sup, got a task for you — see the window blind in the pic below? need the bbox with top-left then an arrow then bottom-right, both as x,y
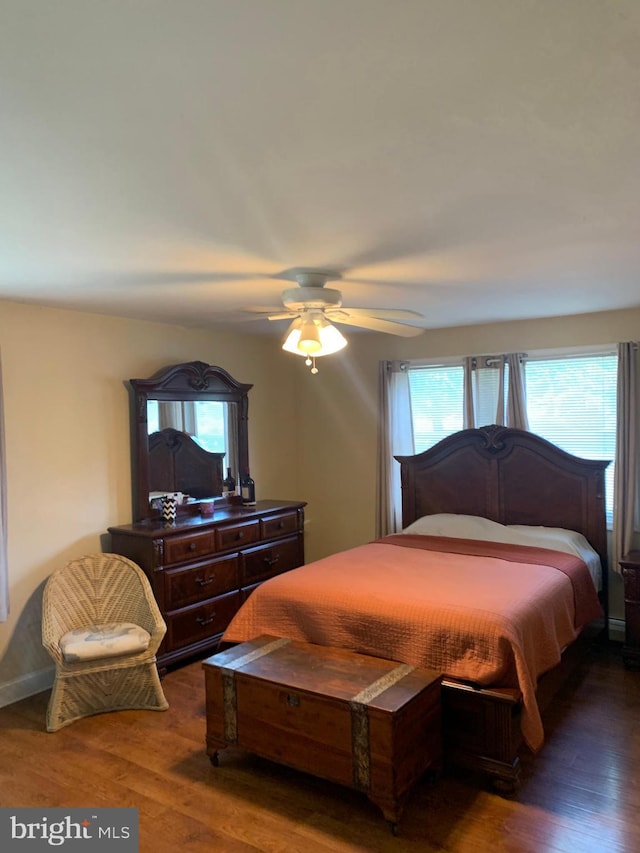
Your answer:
408,364 -> 464,452
524,353 -> 617,522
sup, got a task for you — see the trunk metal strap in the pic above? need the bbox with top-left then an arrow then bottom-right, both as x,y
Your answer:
350,663 -> 415,790
351,663 -> 415,706
221,637 -> 291,743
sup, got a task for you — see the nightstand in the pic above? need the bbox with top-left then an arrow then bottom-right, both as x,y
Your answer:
620,551 -> 640,669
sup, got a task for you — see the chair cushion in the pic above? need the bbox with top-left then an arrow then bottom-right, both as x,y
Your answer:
59,622 -> 151,662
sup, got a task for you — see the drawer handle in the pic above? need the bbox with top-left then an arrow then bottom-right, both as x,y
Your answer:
263,555 -> 280,567
189,542 -> 197,552
286,693 -> 300,708
196,614 -> 216,627
195,575 -> 215,586
278,521 -> 284,529
235,531 -> 244,540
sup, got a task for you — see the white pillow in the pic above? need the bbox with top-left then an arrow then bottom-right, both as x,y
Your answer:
401,513 -> 602,590
506,525 -> 602,590
402,513 -> 511,541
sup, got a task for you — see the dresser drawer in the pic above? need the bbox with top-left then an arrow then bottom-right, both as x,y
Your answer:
164,555 -> 239,610
623,566 -> 640,601
166,591 -> 241,650
260,511 -> 300,540
241,536 -> 301,586
164,531 -> 216,565
108,500 -> 306,669
215,520 -> 260,551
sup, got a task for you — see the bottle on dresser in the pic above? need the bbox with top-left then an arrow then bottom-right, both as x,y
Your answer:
222,467 -> 236,499
240,469 -> 256,506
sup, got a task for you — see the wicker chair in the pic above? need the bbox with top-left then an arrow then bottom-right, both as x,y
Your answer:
42,553 -> 168,731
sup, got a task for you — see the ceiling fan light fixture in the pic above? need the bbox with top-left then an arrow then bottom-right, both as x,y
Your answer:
313,316 -> 348,356
297,315 -> 322,354
282,314 -> 348,368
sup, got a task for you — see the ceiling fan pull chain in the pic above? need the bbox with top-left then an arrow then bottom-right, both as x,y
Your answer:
304,355 -> 318,374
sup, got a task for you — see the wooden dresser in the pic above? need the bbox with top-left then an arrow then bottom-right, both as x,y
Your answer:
620,551 -> 640,669
108,500 -> 305,670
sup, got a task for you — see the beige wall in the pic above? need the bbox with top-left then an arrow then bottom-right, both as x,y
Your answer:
0,300 -> 299,704
1,301 -> 638,705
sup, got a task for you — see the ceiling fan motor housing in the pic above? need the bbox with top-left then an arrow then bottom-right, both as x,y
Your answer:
282,286 -> 343,311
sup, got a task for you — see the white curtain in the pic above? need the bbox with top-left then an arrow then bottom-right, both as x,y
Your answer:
463,356 -> 475,428
157,401 -> 197,434
157,401 -> 184,431
376,361 -> 414,537
0,353 -> 8,621
225,403 -> 239,479
612,342 -> 640,573
505,353 -> 529,430
464,354 -> 528,428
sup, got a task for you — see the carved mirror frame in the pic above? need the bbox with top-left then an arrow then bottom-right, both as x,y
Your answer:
129,361 -> 252,521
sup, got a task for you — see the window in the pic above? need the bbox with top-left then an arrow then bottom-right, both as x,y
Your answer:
147,400 -> 159,434
147,400 -> 227,453
193,401 -> 227,454
405,349 -> 617,524
408,364 -> 464,452
525,353 -> 617,524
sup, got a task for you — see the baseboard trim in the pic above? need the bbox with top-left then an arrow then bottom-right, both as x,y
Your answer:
0,666 -> 54,709
609,618 -> 625,643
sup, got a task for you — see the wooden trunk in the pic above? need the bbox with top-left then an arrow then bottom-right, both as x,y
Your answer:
203,635 -> 442,830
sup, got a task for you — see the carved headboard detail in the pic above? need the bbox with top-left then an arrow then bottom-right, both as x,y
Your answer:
148,428 -> 225,499
395,425 -> 610,577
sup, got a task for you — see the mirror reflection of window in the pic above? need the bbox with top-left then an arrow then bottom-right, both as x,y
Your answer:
146,400 -> 239,479
147,400 -> 159,434
193,401 -> 225,453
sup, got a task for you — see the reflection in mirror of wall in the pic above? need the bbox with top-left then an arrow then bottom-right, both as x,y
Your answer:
129,362 -> 252,522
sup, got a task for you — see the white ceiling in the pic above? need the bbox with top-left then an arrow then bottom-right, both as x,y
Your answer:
1,1 -> 639,338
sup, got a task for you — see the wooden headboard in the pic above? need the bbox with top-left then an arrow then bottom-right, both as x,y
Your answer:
148,427 -> 225,499
395,425 -> 610,577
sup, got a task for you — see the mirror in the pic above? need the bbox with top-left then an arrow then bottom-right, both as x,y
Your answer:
129,361 -> 252,521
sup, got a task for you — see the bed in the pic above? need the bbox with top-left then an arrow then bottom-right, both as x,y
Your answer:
222,425 -> 609,789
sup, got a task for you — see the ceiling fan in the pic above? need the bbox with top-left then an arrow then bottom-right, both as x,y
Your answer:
249,268 -> 424,373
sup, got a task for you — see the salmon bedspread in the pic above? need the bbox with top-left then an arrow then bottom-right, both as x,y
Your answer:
223,535 -> 603,751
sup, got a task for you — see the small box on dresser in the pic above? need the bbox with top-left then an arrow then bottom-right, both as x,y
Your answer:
108,500 -> 305,671
621,551 -> 640,669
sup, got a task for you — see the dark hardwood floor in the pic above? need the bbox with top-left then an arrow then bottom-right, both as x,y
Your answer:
0,642 -> 638,852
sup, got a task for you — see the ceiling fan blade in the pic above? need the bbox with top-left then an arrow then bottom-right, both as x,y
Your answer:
243,304 -> 287,313
330,314 -> 424,337
326,307 -> 423,321
241,307 -> 298,321
267,311 -> 299,321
